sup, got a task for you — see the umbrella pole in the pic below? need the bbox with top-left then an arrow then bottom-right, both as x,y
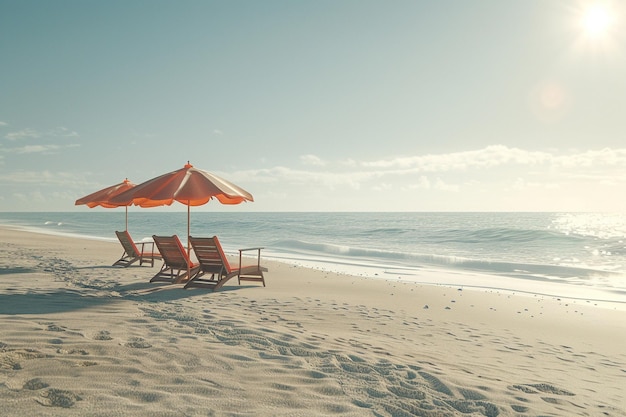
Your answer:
187,203 -> 191,256
125,206 -> 128,231
187,202 -> 191,280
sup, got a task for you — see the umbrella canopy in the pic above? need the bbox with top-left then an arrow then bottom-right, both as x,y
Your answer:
110,162 -> 253,257
75,178 -> 136,230
112,162 -> 253,208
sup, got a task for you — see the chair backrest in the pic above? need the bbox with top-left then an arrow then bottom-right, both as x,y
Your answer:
153,235 -> 191,269
189,236 -> 232,274
116,230 -> 140,257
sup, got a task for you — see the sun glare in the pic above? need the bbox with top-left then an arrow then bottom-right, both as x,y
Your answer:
582,4 -> 614,37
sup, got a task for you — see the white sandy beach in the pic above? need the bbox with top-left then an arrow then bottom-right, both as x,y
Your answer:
1,227 -> 625,416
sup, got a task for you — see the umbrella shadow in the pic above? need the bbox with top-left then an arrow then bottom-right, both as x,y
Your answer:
76,265 -> 256,297
0,282 -> 225,315
117,280 -> 252,300
0,290 -> 111,315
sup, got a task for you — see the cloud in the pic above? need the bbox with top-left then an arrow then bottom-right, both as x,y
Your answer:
0,142 -> 80,155
552,148 -> 626,168
0,170 -> 79,185
226,145 -> 626,201
355,146 -> 626,186
4,126 -> 79,141
0,121 -> 8,127
50,127 -> 79,138
300,154 -> 326,166
5,128 -> 42,141
235,166 -> 370,189
361,145 -> 550,171
11,145 -> 60,154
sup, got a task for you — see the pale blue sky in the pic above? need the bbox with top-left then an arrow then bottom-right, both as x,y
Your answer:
1,0 -> 625,212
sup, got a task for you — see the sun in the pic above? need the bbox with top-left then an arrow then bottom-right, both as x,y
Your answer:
581,4 -> 614,37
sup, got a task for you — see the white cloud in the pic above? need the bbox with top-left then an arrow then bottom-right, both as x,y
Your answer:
0,170 -> 78,185
300,154 -> 326,166
13,145 -> 60,154
4,126 -> 79,141
5,128 -> 42,141
238,166 -> 353,186
51,127 -> 79,138
552,148 -> 626,168
354,146 -> 626,190
0,121 -> 8,127
361,145 -> 551,172
0,143 -> 80,154
238,145 -> 626,195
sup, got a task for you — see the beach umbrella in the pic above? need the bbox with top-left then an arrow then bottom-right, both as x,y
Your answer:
109,162 -> 253,257
75,178 -> 136,230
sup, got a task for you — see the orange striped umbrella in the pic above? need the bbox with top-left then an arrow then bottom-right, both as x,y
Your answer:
75,178 -> 136,230
110,163 -> 253,256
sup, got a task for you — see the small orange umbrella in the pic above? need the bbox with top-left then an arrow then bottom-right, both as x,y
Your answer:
110,163 -> 253,256
75,179 -> 136,230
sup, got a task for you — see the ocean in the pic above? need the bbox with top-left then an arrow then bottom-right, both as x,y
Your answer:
2,211 -> 625,305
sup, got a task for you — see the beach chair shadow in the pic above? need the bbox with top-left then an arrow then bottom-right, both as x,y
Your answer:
113,230 -> 162,267
151,235 -> 199,284
184,236 -> 267,291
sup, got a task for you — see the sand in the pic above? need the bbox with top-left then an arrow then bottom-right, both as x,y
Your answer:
0,226 -> 625,416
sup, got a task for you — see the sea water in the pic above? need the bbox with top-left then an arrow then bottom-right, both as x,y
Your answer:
1,211 -> 625,305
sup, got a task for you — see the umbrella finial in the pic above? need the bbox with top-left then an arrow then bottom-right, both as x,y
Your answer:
185,161 -> 193,168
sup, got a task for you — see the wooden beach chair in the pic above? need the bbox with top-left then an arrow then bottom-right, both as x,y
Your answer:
185,236 -> 267,291
113,230 -> 162,267
151,235 -> 199,284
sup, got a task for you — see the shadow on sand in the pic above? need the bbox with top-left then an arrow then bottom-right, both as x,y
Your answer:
0,278 -> 247,315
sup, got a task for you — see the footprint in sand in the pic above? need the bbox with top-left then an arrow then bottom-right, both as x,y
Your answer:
1,347 -> 49,370
45,324 -> 66,332
23,378 -> 49,390
93,330 -> 113,340
511,383 -> 575,396
125,337 -> 152,349
37,388 -> 82,408
418,371 -> 454,396
55,348 -> 89,355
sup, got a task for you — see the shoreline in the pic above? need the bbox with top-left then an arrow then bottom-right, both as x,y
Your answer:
3,223 -> 625,310
1,227 -> 625,415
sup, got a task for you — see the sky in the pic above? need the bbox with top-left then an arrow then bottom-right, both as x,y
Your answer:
1,0 -> 626,212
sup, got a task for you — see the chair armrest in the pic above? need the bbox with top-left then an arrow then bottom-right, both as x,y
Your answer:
238,247 -> 264,269
238,247 -> 264,252
137,241 -> 155,255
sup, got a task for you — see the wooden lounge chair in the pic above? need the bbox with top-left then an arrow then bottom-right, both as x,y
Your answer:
151,235 -> 199,284
113,230 -> 162,267
185,236 -> 267,291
